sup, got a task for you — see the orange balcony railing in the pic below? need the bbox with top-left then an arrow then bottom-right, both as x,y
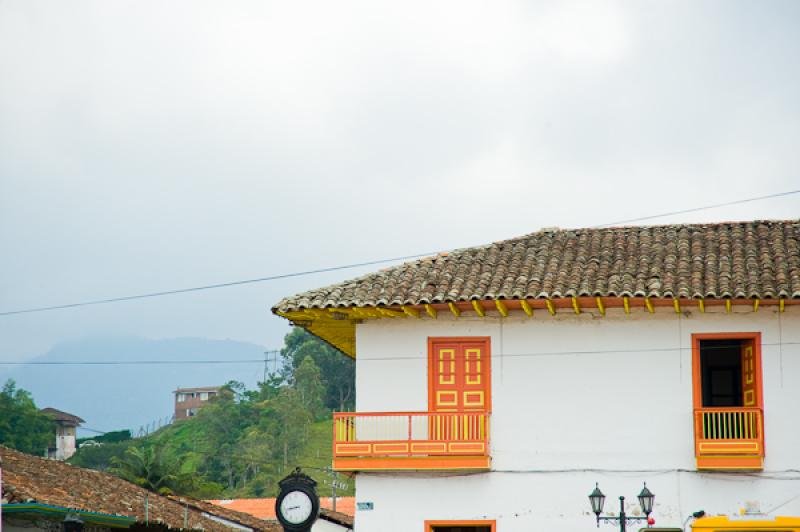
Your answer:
693,407 -> 764,470
332,411 -> 490,471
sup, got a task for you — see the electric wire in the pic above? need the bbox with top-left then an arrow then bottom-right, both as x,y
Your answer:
1,189 -> 798,317
2,341 -> 798,365
0,252 -> 440,317
593,189 -> 800,228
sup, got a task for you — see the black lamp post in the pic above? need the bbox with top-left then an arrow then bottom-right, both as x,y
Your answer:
588,483 -> 655,531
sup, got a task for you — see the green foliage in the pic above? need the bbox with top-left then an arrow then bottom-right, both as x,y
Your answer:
279,328 -> 355,412
70,328 -> 355,499
294,355 -> 326,420
77,429 -> 132,446
0,379 -> 54,455
111,441 -> 194,495
69,439 -> 134,471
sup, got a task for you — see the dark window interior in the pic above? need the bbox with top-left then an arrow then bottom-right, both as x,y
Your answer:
432,528 -> 491,532
699,339 -> 743,407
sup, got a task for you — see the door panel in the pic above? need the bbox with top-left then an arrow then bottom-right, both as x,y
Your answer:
741,339 -> 758,407
429,338 -> 491,413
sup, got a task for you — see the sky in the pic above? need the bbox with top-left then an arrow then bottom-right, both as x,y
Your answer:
1,0 -> 799,363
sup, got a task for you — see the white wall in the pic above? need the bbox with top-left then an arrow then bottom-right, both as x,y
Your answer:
55,425 -> 77,460
352,305 -> 800,532
313,517 -> 351,532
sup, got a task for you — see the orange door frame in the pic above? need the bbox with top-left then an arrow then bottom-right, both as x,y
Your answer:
428,337 -> 492,413
690,332 -> 763,409
424,519 -> 497,531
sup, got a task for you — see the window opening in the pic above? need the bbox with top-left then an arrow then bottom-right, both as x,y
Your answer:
699,339 -> 744,407
431,527 -> 492,532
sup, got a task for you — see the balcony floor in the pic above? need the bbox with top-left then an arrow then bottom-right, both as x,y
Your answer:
333,455 -> 491,471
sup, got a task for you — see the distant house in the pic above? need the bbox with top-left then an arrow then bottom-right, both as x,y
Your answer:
209,498 -> 354,531
0,445 -> 280,532
40,407 -> 84,460
173,386 -> 221,420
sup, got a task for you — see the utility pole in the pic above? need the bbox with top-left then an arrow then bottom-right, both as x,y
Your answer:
263,350 -> 279,382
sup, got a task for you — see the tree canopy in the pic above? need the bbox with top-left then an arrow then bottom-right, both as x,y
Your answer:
0,379 -> 55,455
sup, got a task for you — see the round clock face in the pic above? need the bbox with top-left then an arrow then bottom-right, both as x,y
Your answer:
279,490 -> 313,525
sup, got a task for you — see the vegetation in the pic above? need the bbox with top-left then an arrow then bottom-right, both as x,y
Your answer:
0,379 -> 55,454
69,328 -> 356,499
78,429 -> 132,445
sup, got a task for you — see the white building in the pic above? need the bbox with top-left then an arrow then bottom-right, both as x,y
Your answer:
40,407 -> 84,460
273,220 -> 800,532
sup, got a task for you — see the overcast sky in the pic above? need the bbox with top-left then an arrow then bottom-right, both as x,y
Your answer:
1,1 -> 799,362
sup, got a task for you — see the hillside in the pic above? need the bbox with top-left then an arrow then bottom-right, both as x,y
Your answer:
0,336 -> 269,434
67,328 -> 355,499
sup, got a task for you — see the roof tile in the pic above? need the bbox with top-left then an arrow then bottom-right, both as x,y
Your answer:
273,220 -> 800,313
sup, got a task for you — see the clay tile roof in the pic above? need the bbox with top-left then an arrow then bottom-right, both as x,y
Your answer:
40,408 -> 85,425
208,497 -> 355,522
273,220 -> 800,312
0,445 -> 279,532
319,507 -> 354,528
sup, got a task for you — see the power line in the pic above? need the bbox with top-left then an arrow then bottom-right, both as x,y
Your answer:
593,189 -> 800,228
0,252 -> 440,317
2,341 -> 798,365
0,359 -> 268,365
1,189 -> 797,318
79,427 -> 108,434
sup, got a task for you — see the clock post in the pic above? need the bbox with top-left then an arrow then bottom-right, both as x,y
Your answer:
275,468 -> 320,532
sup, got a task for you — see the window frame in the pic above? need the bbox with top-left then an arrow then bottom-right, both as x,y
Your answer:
424,519 -> 497,532
691,332 -> 763,410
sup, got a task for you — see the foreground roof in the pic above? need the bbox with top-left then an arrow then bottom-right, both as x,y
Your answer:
272,220 -> 800,356
209,497 -> 355,521
209,498 -> 354,528
0,446 -> 279,532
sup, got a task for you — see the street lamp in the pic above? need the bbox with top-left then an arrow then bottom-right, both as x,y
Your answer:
588,483 -> 655,531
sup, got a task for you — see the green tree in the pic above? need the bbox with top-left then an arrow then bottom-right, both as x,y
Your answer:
70,440 -> 134,471
280,328 -> 355,411
260,387 -> 312,471
111,442 -> 190,494
0,379 -> 54,454
192,382 -> 256,490
294,355 -> 326,420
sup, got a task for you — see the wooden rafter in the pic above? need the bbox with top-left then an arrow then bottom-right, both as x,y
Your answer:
595,297 -> 605,316
495,300 -> 509,317
401,305 -> 420,318
448,302 -> 461,318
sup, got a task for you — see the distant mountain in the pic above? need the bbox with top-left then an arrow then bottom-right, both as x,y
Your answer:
0,336 -> 271,435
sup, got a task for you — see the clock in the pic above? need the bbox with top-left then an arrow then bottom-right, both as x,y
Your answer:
275,468 -> 320,532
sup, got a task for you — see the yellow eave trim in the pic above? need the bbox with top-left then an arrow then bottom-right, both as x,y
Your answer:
273,296 -> 793,359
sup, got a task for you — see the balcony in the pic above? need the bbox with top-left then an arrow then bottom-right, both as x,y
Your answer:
332,411 -> 491,471
694,407 -> 764,470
